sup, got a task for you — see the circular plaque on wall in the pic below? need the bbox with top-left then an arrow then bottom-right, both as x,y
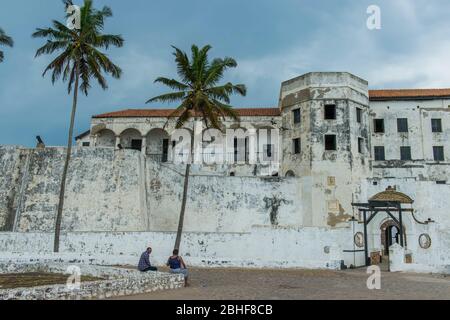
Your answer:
419,234 -> 432,249
354,232 -> 365,248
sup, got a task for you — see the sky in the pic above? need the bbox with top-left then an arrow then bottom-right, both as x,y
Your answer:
1,0 -> 450,147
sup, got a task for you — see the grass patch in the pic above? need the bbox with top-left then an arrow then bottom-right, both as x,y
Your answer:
0,273 -> 104,289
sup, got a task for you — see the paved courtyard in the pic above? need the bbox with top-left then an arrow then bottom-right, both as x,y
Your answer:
112,267 -> 450,300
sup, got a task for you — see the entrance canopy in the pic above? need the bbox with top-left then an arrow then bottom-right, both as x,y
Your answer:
351,186 -> 415,267
369,186 -> 414,204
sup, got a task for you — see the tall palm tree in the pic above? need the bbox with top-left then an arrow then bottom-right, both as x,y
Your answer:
147,44 -> 246,251
0,28 -> 13,63
33,0 -> 123,252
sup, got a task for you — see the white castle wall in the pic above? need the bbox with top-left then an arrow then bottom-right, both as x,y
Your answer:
1,145 -> 450,271
0,227 -> 353,270
0,146 -> 303,233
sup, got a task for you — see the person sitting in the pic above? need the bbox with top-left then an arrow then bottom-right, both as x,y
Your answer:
138,247 -> 158,272
167,249 -> 189,286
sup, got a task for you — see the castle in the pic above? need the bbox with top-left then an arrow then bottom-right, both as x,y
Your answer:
1,72 -> 449,272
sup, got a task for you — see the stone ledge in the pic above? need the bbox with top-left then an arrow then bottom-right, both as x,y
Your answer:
0,262 -> 184,300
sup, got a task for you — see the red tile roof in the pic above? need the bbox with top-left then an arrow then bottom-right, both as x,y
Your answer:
93,108 -> 281,119
369,89 -> 450,100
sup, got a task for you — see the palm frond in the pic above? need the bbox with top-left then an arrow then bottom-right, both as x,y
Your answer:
146,91 -> 187,104
148,44 -> 246,130
154,77 -> 190,91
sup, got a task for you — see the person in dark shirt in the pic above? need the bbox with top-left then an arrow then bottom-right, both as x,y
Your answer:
138,247 -> 158,272
167,249 -> 189,286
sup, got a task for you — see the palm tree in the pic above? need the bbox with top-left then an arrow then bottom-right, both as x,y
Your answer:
147,44 -> 247,251
0,28 -> 13,63
33,0 -> 123,252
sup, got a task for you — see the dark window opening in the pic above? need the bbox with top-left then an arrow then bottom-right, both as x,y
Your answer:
433,146 -> 445,162
325,135 -> 337,151
162,139 -> 169,163
131,139 -> 143,151
233,137 -> 249,162
436,181 -> 447,185
264,144 -> 274,160
82,142 -> 90,147
432,119 -> 443,133
324,104 -> 337,120
397,118 -> 409,133
293,138 -> 301,154
374,146 -> 385,161
400,146 -> 412,161
374,119 -> 385,133
293,109 -> 301,124
356,108 -> 362,123
358,138 -> 364,154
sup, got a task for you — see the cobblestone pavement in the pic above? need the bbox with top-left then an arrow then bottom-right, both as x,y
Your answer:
113,267 -> 450,300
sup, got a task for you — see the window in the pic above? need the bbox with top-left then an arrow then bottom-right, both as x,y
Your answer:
433,146 -> 445,161
356,108 -> 362,123
162,139 -> 169,163
264,144 -> 274,160
293,109 -> 301,124
400,146 -> 412,161
432,119 -> 443,133
293,138 -> 301,154
397,118 -> 409,133
324,104 -> 337,120
374,146 -> 385,161
436,181 -> 447,185
82,142 -> 90,147
131,139 -> 142,151
374,119 -> 385,133
358,138 -> 364,154
325,135 -> 337,151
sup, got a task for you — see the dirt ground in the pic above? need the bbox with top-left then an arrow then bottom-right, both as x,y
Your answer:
113,267 -> 450,300
0,273 -> 103,289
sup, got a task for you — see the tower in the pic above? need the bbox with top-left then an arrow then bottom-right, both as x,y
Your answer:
280,72 -> 372,227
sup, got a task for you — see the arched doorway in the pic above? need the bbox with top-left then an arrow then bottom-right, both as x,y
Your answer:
120,128 -> 143,151
95,129 -> 116,148
380,220 -> 407,256
146,129 -> 170,162
352,186 -> 414,267
285,170 -> 295,178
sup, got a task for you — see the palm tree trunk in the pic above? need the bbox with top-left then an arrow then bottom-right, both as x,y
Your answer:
174,126 -> 195,251
174,163 -> 190,251
54,63 -> 80,253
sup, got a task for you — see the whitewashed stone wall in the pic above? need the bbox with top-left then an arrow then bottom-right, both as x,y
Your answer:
0,146 -> 303,233
0,227 -> 353,269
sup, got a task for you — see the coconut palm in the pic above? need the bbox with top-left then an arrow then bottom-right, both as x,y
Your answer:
0,28 -> 14,63
33,0 -> 124,252
147,44 -> 247,250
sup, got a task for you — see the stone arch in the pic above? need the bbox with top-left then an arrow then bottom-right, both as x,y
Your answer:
146,128 -> 170,161
120,128 -> 143,150
285,170 -> 296,178
380,219 -> 407,255
95,129 -> 116,148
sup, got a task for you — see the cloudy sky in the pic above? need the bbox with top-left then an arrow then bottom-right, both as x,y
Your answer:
1,0 -> 450,146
